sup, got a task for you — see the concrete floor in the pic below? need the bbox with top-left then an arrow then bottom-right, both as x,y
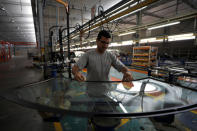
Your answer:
0,56 -> 54,131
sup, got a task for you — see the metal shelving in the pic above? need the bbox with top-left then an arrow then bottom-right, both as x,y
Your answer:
132,46 -> 158,67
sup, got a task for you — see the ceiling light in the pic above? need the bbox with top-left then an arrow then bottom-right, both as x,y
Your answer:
118,31 -> 136,36
168,33 -> 195,41
122,40 -> 133,45
140,37 -> 163,43
11,18 -> 15,23
168,33 -> 194,38
114,6 -> 147,21
109,42 -> 120,47
90,39 -> 96,42
148,21 -> 180,30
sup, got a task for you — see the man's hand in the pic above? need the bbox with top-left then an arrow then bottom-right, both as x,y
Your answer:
122,71 -> 133,82
74,72 -> 86,82
122,71 -> 134,89
72,65 -> 86,82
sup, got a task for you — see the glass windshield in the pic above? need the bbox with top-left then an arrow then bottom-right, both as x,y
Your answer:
3,77 -> 197,117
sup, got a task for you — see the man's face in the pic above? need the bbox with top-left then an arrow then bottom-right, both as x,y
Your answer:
96,36 -> 110,53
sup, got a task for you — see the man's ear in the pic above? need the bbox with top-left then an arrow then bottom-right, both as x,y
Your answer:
96,39 -> 99,44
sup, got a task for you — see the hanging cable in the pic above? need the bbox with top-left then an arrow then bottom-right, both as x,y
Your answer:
98,5 -> 105,30
84,21 -> 91,39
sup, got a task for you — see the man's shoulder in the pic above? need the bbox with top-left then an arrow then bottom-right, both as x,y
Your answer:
85,49 -> 96,55
105,50 -> 114,56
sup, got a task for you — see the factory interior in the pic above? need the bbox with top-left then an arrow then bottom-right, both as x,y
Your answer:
0,0 -> 197,131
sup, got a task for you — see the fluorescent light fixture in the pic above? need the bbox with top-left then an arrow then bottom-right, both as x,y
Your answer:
90,39 -> 96,42
106,1 -> 129,16
113,1 -> 135,13
122,40 -> 133,45
118,31 -> 135,36
10,18 -> 15,23
109,42 -> 120,47
168,33 -> 194,38
86,45 -> 97,49
109,41 -> 133,47
114,6 -> 147,21
168,33 -> 195,41
148,21 -> 180,30
140,37 -> 163,43
83,41 -> 87,44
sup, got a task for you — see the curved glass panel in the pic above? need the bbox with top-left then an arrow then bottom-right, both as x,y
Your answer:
3,77 -> 197,117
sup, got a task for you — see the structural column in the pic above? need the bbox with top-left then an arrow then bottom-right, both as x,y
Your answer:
37,0 -> 45,55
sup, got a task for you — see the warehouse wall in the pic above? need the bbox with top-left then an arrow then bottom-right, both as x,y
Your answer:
14,47 -> 38,56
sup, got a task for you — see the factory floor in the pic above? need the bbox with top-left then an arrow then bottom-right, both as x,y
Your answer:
0,56 -> 54,131
0,56 -> 197,131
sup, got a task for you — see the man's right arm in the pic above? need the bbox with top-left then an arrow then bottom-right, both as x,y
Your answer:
72,51 -> 88,81
72,65 -> 86,81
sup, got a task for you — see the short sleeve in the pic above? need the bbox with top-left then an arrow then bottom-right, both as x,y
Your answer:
76,52 -> 88,70
110,52 -> 126,72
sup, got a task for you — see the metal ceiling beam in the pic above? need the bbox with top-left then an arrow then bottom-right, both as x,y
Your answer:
0,30 -> 34,33
0,26 -> 34,29
0,21 -> 33,24
118,21 -> 136,25
0,14 -> 32,18
182,0 -> 197,9
45,2 -> 91,12
37,0 -> 45,49
70,0 -> 134,35
0,1 -> 31,6
143,11 -> 164,19
43,14 -> 89,21
74,0 -> 160,36
120,11 -> 197,32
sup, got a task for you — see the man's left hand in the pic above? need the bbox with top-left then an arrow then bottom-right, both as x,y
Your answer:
122,71 -> 133,82
122,72 -> 134,89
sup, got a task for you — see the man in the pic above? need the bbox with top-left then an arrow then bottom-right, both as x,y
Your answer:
72,30 -> 133,131
72,30 -> 133,83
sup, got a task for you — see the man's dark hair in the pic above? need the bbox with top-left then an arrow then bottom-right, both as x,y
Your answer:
97,30 -> 111,40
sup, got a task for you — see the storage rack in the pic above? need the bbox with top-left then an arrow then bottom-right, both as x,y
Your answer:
132,46 -> 158,67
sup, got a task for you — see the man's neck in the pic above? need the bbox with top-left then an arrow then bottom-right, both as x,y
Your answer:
96,48 -> 105,54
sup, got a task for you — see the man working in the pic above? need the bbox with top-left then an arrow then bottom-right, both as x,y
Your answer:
72,30 -> 133,83
72,30 -> 133,131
